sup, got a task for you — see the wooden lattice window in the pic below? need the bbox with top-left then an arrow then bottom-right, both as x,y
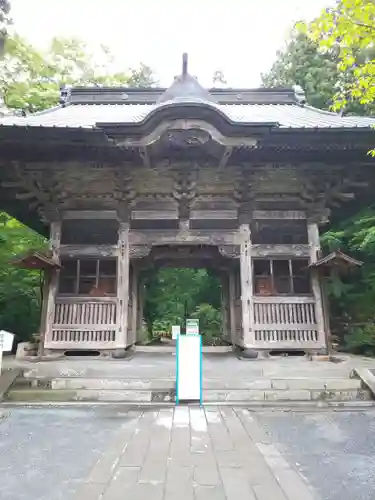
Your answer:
253,259 -> 310,296
58,258 -> 117,296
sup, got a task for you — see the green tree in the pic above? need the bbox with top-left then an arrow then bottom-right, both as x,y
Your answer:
261,30 -> 340,110
142,268 -> 222,343
0,33 -> 156,342
0,213 -> 46,342
301,0 -> 375,113
0,0 -> 10,52
0,35 -> 156,112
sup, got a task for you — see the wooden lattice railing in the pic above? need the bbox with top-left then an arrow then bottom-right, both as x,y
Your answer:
46,298 -> 117,349
253,297 -> 321,348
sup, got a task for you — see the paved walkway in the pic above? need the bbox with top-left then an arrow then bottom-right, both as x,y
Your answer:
2,405 -> 375,499
0,406 -> 316,500
76,406 -> 319,500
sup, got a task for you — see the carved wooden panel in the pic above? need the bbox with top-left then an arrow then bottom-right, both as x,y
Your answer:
251,244 -> 311,258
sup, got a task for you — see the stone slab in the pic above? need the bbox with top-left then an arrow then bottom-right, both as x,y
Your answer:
271,378 -> 362,391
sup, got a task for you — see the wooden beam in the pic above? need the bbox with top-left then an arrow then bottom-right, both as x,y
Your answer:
62,210 -> 118,220
253,210 -> 307,220
59,245 -> 117,258
251,244 -> 311,258
129,229 -> 239,246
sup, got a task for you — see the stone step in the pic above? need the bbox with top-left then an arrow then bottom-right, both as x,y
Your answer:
6,385 -> 372,403
15,376 -> 364,392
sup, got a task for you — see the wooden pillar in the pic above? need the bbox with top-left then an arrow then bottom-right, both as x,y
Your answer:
307,221 -> 326,349
239,223 -> 254,347
130,264 -> 138,345
137,277 -> 144,342
220,272 -> 230,342
229,269 -> 236,345
44,221 -> 61,349
116,222 -> 130,349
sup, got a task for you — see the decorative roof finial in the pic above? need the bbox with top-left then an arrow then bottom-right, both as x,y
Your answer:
182,53 -> 188,77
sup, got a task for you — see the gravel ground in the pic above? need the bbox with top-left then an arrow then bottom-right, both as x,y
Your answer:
256,409 -> 375,500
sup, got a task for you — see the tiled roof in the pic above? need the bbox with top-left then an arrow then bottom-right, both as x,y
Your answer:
1,101 -> 375,129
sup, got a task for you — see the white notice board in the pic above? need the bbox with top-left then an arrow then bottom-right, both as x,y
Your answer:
176,335 -> 202,403
172,325 -> 180,340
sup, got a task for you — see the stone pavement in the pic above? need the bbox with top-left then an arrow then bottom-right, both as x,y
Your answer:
76,407 -> 316,500
70,406 -> 317,500
2,405 -> 375,499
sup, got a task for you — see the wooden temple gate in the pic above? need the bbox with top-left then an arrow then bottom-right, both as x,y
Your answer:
41,209 -> 326,353
1,54 -> 374,356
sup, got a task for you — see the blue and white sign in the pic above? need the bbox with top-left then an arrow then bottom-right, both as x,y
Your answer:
176,333 -> 202,404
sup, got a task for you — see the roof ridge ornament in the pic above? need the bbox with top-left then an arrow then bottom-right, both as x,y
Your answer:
157,53 -> 217,104
182,53 -> 188,77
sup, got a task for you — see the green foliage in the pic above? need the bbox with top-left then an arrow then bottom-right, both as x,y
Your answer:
261,30 -> 340,110
319,207 -> 375,352
143,268 -> 222,343
262,27 -> 374,114
191,303 -> 222,345
301,0 -> 375,113
0,35 -> 156,112
0,213 -> 46,343
344,325 -> 375,356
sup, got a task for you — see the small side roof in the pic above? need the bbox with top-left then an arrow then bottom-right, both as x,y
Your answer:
11,251 -> 61,270
309,251 -> 363,269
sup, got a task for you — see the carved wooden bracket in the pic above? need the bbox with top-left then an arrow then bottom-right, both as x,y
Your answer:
233,168 -> 256,224
172,168 -> 197,220
219,245 -> 240,259
130,245 -> 152,259
113,167 -> 136,207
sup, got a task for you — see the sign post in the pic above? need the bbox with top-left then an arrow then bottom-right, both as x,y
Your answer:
176,319 -> 202,405
0,330 -> 14,374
